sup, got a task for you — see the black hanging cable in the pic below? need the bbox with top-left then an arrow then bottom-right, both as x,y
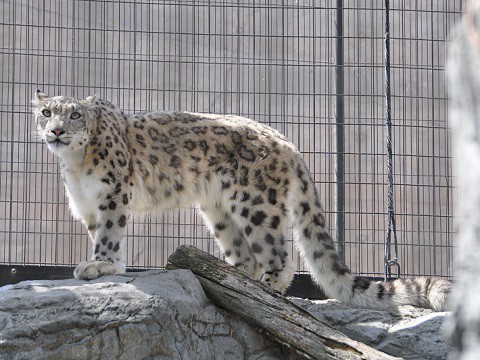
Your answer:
384,0 -> 401,280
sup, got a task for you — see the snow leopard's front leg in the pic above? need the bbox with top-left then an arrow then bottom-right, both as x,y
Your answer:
74,192 -> 131,280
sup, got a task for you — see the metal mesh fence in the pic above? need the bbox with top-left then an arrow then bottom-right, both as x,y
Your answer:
0,0 -> 462,278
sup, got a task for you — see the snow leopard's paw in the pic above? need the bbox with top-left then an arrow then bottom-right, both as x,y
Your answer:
74,260 -> 124,280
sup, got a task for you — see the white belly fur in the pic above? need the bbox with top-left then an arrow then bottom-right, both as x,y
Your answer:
65,174 -> 109,220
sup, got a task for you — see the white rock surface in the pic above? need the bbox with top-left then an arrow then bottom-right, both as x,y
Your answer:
292,298 -> 452,360
0,269 -> 451,359
0,269 -> 299,360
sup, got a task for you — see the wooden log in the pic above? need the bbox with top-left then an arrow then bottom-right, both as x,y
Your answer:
167,245 -> 398,360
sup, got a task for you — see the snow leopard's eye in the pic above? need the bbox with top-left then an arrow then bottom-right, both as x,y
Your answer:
70,112 -> 81,120
41,109 -> 51,117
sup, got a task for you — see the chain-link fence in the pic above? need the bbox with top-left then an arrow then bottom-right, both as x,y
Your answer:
0,0 -> 462,280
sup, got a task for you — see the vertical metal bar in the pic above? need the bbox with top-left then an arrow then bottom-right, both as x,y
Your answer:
335,0 -> 345,260
429,0 -> 437,275
7,0 -> 16,265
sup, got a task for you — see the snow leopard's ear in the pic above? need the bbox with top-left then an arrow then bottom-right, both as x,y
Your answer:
32,89 -> 48,107
81,94 -> 97,107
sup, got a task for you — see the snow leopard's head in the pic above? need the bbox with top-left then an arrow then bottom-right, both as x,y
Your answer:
32,90 -> 96,156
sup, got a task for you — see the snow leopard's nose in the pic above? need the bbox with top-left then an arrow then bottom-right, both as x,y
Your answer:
51,128 -> 65,137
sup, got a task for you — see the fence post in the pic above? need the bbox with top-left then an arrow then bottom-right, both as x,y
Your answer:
335,0 -> 345,260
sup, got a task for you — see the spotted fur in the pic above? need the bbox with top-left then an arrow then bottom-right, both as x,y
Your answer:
32,91 -> 451,310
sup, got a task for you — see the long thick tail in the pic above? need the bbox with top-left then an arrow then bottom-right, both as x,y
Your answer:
289,160 -> 451,311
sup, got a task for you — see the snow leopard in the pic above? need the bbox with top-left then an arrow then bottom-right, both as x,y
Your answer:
32,90 -> 451,311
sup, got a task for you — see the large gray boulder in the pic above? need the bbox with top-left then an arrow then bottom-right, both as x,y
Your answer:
0,269 -> 298,360
0,269 -> 451,359
292,298 -> 451,360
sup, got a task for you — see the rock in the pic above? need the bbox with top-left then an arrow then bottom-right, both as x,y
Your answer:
0,269 -> 451,359
291,298 -> 452,360
0,269 -> 299,360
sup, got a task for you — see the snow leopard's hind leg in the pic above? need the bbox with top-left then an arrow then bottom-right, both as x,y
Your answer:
227,203 -> 295,293
200,203 -> 260,279
200,201 -> 294,293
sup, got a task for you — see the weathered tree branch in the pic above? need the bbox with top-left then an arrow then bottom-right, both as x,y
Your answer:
167,245 -> 398,360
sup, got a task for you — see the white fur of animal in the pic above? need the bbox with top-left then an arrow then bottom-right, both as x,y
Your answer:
32,90 -> 451,311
